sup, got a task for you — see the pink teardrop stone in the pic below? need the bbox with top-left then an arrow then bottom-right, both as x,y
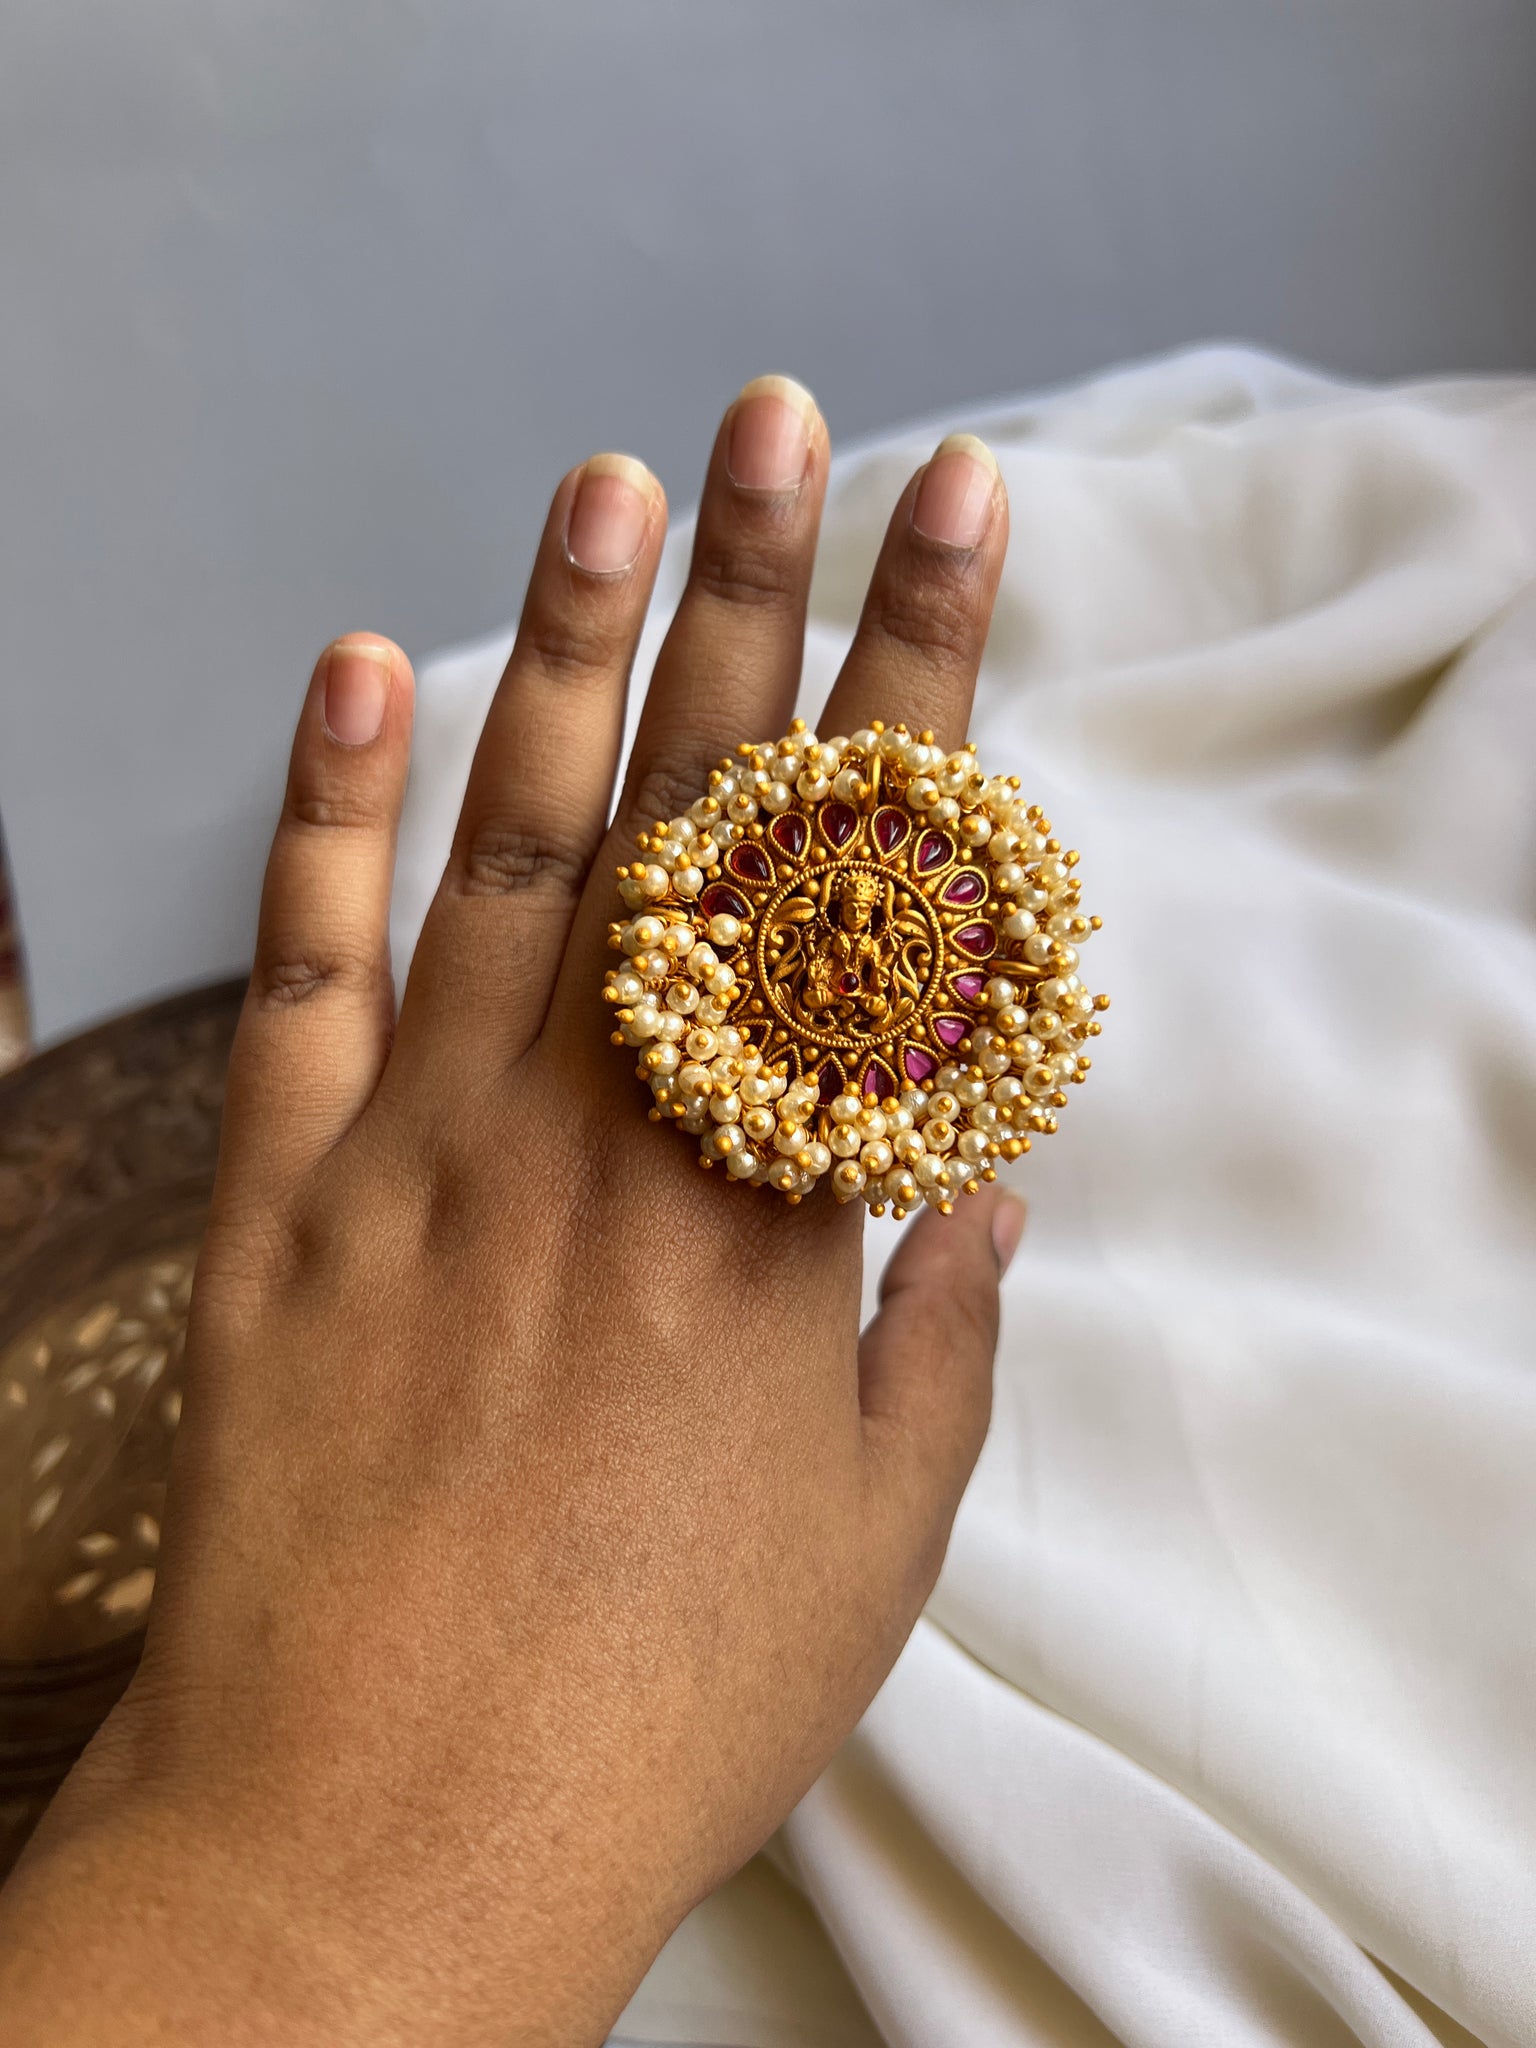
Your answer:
939,867 -> 985,906
952,970 -> 988,1005
952,922 -> 997,957
902,1045 -> 938,1084
916,831 -> 954,872
933,1015 -> 969,1049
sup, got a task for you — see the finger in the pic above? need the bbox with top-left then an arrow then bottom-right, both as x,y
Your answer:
859,1187 -> 1024,1512
545,375 -> 829,1034
818,434 -> 1007,751
614,374 -> 829,836
392,455 -> 666,1076
220,634 -> 414,1199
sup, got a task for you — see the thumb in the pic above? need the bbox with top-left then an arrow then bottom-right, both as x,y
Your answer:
858,1185 -> 1025,1498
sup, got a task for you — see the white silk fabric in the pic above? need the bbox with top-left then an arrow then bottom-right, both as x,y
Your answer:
391,349 -> 1536,2048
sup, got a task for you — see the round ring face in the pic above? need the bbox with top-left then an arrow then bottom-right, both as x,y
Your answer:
604,721 -> 1108,1214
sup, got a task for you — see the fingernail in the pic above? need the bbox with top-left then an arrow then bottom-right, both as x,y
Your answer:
911,433 -> 999,550
323,639 -> 393,746
991,1193 -> 1027,1275
567,453 -> 656,575
727,374 -> 817,491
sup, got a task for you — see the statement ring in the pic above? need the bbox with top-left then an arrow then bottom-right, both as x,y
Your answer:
604,721 -> 1108,1215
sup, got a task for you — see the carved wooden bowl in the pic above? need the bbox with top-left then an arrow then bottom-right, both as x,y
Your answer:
0,979 -> 242,1875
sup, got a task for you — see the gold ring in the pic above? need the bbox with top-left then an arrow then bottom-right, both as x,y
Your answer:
604,721 -> 1107,1214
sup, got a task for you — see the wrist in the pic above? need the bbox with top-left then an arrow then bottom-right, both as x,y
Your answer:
0,1739 -> 668,2048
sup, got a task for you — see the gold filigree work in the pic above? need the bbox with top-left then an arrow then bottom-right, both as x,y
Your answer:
604,721 -> 1108,1214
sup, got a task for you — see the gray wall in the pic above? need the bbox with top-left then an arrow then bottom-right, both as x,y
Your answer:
4,0 -> 1535,1040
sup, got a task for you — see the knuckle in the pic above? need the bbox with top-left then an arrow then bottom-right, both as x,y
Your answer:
627,750 -> 711,834
250,936 -> 384,1009
456,818 -> 588,900
865,579 -> 978,668
689,535 -> 800,612
283,789 -> 390,834
519,610 -> 623,684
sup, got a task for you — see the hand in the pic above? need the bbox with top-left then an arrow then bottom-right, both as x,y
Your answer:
0,380 -> 1021,2046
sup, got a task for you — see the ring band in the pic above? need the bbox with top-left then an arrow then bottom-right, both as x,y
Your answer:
605,721 -> 1107,1214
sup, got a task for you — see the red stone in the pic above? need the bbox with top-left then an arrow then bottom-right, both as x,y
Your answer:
872,807 -> 911,853
952,970 -> 988,1005
902,1045 -> 938,1084
933,1014 -> 969,1049
699,882 -> 749,922
916,830 -> 955,873
727,842 -> 773,885
952,922 -> 997,958
939,867 -> 985,906
771,812 -> 809,858
819,801 -> 857,847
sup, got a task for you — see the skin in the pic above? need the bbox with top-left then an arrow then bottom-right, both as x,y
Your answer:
0,383 -> 1020,2045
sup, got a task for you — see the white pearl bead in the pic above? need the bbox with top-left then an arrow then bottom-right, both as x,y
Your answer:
710,1091 -> 742,1123
991,1076 -> 1025,1105
1031,1009 -> 1062,1040
704,966 -> 736,997
798,1141 -> 832,1177
958,1129 -> 990,1163
1023,932 -> 1054,966
909,776 -> 940,809
644,1042 -> 680,1075
742,1105 -> 776,1143
977,1045 -> 1011,1077
884,1167 -> 920,1207
931,797 -> 961,825
995,1004 -> 1028,1037
629,1001 -> 661,1038
829,1093 -> 860,1124
855,1105 -> 888,1141
829,1122 -> 862,1158
860,1138 -> 894,1175
1003,909 -> 1037,941
740,1074 -> 774,1105
654,1014 -> 686,1043
709,1123 -> 743,1157
774,1123 -> 807,1156
609,970 -> 644,1003
959,813 -> 992,849
984,977 -> 1016,1009
796,771 -> 831,801
832,1161 -> 866,1200
708,913 -> 743,947
922,1118 -> 956,1153
914,1152 -> 944,1186
726,1146 -> 759,1178
665,982 -> 700,1014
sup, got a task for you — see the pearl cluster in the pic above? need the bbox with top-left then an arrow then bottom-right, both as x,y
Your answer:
604,720 -> 1107,1216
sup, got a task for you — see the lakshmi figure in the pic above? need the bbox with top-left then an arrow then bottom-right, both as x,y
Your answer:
767,868 -> 933,1038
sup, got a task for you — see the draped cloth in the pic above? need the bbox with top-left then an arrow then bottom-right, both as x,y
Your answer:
391,349 -> 1536,2048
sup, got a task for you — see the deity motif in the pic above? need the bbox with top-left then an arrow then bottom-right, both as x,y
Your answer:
761,864 -> 935,1045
